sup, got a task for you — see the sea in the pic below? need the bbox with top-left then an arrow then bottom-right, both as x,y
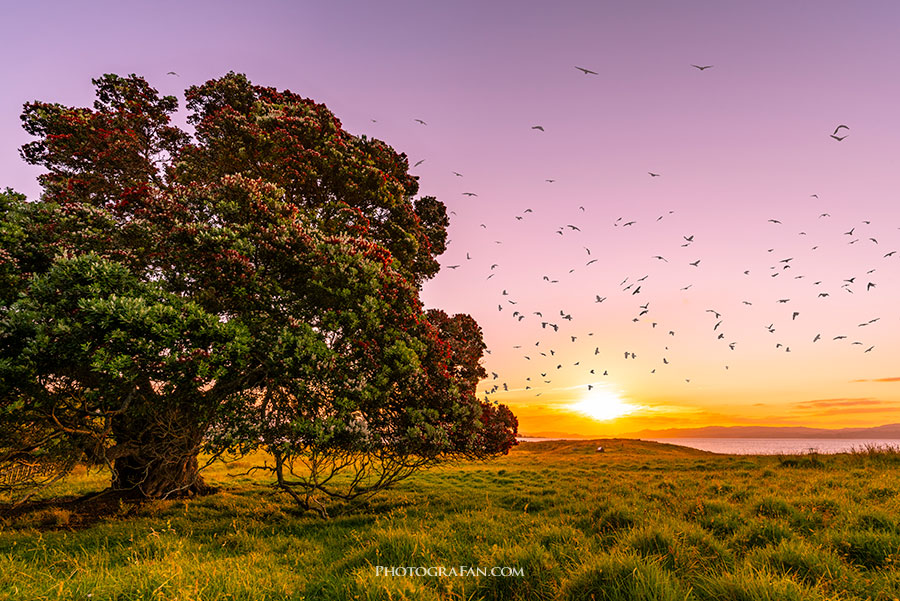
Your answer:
517,437 -> 900,455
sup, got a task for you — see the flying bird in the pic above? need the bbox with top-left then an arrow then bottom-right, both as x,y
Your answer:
832,125 -> 850,135
462,192 -> 478,197
691,64 -> 713,70
414,119 -> 427,125
648,172 -> 661,177
166,71 -> 179,76
413,159 -> 425,167
531,125 -> 545,131
575,66 -> 598,75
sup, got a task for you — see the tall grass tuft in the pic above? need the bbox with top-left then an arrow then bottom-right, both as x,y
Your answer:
848,443 -> 900,466
559,552 -> 690,601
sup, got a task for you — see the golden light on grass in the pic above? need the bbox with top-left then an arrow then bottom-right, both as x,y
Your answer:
569,385 -> 641,422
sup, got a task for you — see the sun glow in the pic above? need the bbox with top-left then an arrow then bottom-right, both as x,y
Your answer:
570,387 -> 639,422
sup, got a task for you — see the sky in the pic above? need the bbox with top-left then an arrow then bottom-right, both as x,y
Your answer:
3,0 -> 900,436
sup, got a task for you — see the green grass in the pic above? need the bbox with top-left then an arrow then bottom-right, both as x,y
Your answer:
2,438 -> 900,600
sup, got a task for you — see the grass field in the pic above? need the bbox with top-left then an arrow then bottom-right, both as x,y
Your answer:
2,439 -> 900,600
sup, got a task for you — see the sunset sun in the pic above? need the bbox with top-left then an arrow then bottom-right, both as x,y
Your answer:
570,387 -> 639,422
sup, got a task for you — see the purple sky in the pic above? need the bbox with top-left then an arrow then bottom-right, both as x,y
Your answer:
4,1 -> 900,434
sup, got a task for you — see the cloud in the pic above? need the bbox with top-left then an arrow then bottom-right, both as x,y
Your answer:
793,397 -> 882,410
811,406 -> 900,417
791,398 -> 900,416
850,377 -> 900,383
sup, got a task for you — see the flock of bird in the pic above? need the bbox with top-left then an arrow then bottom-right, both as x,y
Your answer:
395,64 -> 882,401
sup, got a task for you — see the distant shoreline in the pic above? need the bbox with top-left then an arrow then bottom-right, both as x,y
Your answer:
520,422 -> 900,441
517,436 -> 900,455
519,435 -> 900,441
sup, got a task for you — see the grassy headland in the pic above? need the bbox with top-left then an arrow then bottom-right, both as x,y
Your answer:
2,439 -> 899,600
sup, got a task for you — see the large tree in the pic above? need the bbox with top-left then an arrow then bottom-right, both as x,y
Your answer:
0,74 -> 516,501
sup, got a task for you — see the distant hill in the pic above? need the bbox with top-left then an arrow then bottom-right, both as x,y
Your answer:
518,431 -> 594,440
622,423 -> 900,439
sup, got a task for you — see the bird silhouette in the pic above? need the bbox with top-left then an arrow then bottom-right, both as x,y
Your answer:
414,119 -> 427,125
531,126 -> 545,131
691,64 -> 713,70
575,66 -> 598,75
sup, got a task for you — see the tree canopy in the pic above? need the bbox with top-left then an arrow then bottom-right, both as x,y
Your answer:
0,74 -> 516,503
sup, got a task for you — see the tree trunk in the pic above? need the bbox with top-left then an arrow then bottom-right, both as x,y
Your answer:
110,409 -> 214,498
112,451 -> 212,498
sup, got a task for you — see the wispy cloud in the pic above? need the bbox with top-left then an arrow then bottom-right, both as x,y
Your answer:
793,397 -> 882,409
850,377 -> 900,383
791,398 -> 900,416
